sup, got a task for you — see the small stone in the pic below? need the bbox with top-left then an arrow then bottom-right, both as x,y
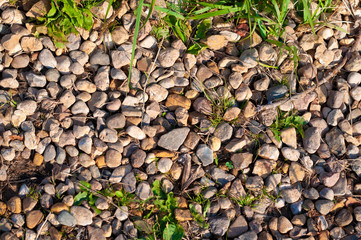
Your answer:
281,147 -> 300,161
209,216 -> 230,236
26,210 -> 44,229
193,97 -> 212,115
146,84 -> 168,102
21,36 -> 43,52
158,48 -> 179,68
26,72 -> 46,87
278,216 -> 293,234
289,162 -> 305,183
70,206 -> 93,226
345,53 -> 361,71
158,127 -> 190,151
335,209 -> 353,227
126,126 -> 146,140
39,49 -> 57,68
252,160 -> 276,178
112,26 -> 129,45
303,127 -> 321,154
11,54 -> 29,68
325,128 -> 346,156
2,8 -> 25,24
315,200 -> 334,215
91,1 -> 113,19
205,35 -> 228,50
281,188 -> 301,203
115,206 -> 129,221
105,149 -> 122,168
210,168 -> 235,187
110,50 -> 131,68
281,127 -> 297,149
57,211 -> 76,227
259,43 -> 277,62
227,215 -> 248,238
266,85 -> 288,102
214,122 -> 233,142
7,196 -> 21,213
175,209 -> 193,221
240,49 -> 258,68
157,158 -> 173,173
196,144 -> 213,166
165,94 -> 191,110
258,144 -> 279,160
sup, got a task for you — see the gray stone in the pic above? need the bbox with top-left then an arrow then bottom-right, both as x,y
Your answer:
196,144 -> 213,166
303,127 -> 321,154
325,128 -> 346,156
158,127 -> 190,151
210,168 -> 235,187
70,206 -> 93,226
38,49 -> 57,68
266,85 -> 288,102
214,122 -> 233,142
26,72 -> 46,87
209,217 -> 230,236
158,48 -> 180,68
122,172 -> 136,193
90,50 -> 110,66
57,211 -> 76,227
315,200 -> 334,215
227,215 -> 248,238
111,50 -> 131,68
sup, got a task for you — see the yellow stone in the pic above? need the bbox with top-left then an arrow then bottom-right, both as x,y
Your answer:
50,202 -> 69,214
33,153 -> 43,166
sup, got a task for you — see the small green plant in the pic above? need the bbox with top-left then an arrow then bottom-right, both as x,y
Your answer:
225,161 -> 234,170
74,181 -> 102,214
135,180 -> 184,240
270,110 -> 307,142
202,88 -> 235,128
0,90 -> 17,109
26,186 -> 40,200
214,155 -> 219,166
189,203 -> 209,228
232,194 -> 260,208
35,0 -> 101,48
295,0 -> 333,33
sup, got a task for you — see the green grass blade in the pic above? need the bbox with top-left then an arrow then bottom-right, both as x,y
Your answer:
140,0 -> 155,30
144,5 -> 185,19
104,0 -> 114,22
189,8 -> 241,20
128,0 -> 144,89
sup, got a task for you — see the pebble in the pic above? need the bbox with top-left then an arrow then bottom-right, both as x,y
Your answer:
196,144 -> 214,166
158,48 -> 180,68
26,210 -> 44,229
315,200 -> 334,215
57,211 -> 77,227
70,206 -> 93,226
209,216 -> 230,236
158,127 -> 190,151
303,127 -> 321,154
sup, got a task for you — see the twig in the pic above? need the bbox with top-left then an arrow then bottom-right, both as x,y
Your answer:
35,212 -> 51,240
256,30 -> 361,112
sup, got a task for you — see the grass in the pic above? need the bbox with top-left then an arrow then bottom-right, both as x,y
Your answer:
0,90 -> 17,110
134,180 -> 184,240
34,0 -> 102,48
232,194 -> 261,208
203,87 -> 236,128
270,109 -> 307,142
